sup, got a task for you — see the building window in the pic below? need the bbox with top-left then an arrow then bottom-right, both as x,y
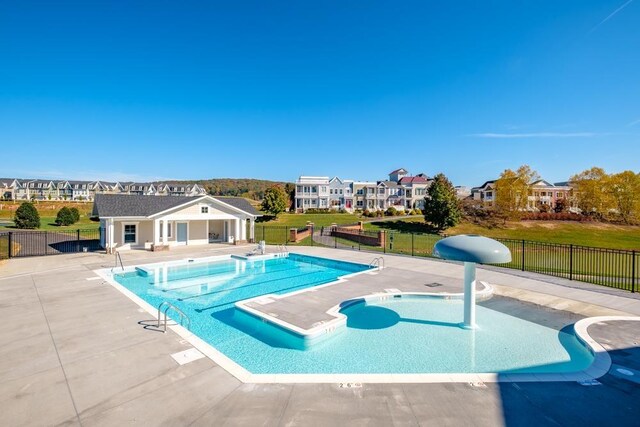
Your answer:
123,224 -> 137,244
339,189 -> 343,194
159,222 -> 172,238
356,200 -> 364,207
201,206 -> 209,214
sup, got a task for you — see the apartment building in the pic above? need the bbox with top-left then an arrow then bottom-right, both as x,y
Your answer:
0,178 -> 206,201
294,168 -> 433,213
470,179 -> 574,211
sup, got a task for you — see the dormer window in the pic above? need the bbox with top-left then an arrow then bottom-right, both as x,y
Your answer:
201,206 -> 209,214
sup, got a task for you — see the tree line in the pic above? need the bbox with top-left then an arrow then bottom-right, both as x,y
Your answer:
171,178 -> 291,201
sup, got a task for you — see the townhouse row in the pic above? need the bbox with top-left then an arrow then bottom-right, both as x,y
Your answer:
0,178 -> 207,202
294,168 -> 433,213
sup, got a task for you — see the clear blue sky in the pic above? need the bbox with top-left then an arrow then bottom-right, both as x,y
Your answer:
1,1 -> 639,185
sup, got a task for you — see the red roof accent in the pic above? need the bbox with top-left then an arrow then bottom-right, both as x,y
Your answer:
398,176 -> 429,184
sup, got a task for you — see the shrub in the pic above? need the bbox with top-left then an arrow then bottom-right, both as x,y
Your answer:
385,207 -> 398,217
55,207 -> 75,226
69,207 -> 81,223
14,202 -> 40,229
303,208 -> 333,214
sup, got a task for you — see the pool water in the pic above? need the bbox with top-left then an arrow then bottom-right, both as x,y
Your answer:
113,254 -> 594,375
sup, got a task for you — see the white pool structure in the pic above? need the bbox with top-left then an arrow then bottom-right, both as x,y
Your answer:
96,247 -> 640,384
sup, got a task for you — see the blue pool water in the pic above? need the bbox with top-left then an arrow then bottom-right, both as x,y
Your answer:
113,254 -> 594,374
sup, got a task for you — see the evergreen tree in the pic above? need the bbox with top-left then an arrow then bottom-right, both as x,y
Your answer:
423,173 -> 461,231
69,207 -> 81,223
14,202 -> 41,229
260,185 -> 288,218
55,207 -> 75,226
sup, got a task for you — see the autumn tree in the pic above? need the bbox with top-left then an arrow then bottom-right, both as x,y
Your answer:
570,167 -> 611,218
494,165 -> 539,219
607,171 -> 640,223
423,173 -> 461,231
260,185 -> 288,218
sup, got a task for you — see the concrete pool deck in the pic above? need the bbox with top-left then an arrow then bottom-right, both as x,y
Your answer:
2,245 -> 640,426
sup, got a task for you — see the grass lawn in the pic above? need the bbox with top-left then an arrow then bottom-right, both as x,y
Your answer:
258,213 -> 361,227
365,218 -> 640,250
0,216 -> 99,231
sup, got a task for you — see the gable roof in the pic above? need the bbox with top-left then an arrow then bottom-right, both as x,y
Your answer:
92,194 -> 260,218
389,168 -> 408,175
212,197 -> 260,215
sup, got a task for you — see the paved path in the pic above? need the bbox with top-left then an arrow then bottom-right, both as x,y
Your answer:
1,246 -> 640,426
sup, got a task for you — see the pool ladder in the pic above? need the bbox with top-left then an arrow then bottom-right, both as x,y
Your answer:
157,301 -> 191,333
369,257 -> 384,271
110,251 -> 124,273
277,244 -> 289,256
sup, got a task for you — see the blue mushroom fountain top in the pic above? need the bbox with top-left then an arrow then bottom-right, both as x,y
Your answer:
434,235 -> 512,264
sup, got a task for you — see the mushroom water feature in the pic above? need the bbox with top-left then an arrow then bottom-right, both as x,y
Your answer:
433,235 -> 512,329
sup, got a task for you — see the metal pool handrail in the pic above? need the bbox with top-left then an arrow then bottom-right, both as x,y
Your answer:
369,257 -> 384,270
110,251 -> 125,274
157,301 -> 191,333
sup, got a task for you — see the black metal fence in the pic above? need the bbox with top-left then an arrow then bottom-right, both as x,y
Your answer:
0,228 -> 102,259
250,224 -> 639,293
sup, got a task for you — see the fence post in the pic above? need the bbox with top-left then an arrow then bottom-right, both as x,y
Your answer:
310,225 -> 314,247
521,240 -> 525,271
262,225 -> 265,243
383,231 -> 386,254
632,250 -> 636,293
77,229 -> 81,252
44,231 -> 48,256
8,232 -> 12,258
569,244 -> 574,281
334,227 -> 337,249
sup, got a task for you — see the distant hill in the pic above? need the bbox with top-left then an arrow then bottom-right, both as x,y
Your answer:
159,178 -> 291,201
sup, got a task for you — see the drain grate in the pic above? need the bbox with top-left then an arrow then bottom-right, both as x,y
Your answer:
425,283 -> 444,288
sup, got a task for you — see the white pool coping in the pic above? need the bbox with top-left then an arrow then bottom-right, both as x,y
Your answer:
94,254 -> 640,384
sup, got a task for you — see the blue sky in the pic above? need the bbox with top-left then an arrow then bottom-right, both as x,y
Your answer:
1,1 -> 638,186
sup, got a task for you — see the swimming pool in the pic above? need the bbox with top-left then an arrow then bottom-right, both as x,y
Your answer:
109,254 -> 594,376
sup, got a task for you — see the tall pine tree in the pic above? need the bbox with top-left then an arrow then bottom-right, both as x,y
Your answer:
423,173 -> 461,232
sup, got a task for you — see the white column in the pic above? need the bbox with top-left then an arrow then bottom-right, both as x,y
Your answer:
153,219 -> 161,245
463,262 -> 477,329
108,218 -> 115,253
249,218 -> 255,242
162,220 -> 168,245
234,219 -> 240,243
240,218 -> 247,241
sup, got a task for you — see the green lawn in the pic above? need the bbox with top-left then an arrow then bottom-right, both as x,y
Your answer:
364,218 -> 640,250
258,213 -> 361,227
0,216 -> 99,231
